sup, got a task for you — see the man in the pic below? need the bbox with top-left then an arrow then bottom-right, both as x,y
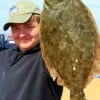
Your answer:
0,0 -> 62,100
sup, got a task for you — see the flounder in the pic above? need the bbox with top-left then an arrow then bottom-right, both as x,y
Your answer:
93,34 -> 100,74
40,0 -> 99,99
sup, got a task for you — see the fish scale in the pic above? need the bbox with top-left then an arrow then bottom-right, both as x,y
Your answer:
40,0 -> 98,100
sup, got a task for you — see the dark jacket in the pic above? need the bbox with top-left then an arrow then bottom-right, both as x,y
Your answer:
0,44 -> 62,100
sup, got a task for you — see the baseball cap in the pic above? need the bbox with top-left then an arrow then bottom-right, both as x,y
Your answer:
3,0 -> 41,31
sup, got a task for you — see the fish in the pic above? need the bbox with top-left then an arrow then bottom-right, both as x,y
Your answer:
93,34 -> 100,74
40,0 -> 99,99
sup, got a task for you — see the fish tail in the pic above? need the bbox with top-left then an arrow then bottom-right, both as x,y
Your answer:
70,88 -> 86,100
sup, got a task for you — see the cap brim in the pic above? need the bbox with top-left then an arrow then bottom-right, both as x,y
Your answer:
3,13 -> 32,31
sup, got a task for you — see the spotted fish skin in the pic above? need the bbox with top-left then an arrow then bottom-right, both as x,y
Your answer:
40,0 -> 98,99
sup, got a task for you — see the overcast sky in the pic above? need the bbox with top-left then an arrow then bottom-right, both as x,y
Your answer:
0,0 -> 100,35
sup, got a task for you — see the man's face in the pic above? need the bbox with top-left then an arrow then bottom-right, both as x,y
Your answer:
11,18 -> 40,52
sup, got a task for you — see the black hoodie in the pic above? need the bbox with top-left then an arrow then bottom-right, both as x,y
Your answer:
0,44 -> 62,100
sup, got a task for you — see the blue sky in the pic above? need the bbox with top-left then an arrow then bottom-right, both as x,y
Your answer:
0,0 -> 100,35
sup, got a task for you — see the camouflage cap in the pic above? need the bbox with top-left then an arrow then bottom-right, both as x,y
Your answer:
3,0 -> 41,31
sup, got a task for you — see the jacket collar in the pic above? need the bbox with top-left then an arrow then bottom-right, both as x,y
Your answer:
8,44 -> 40,67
